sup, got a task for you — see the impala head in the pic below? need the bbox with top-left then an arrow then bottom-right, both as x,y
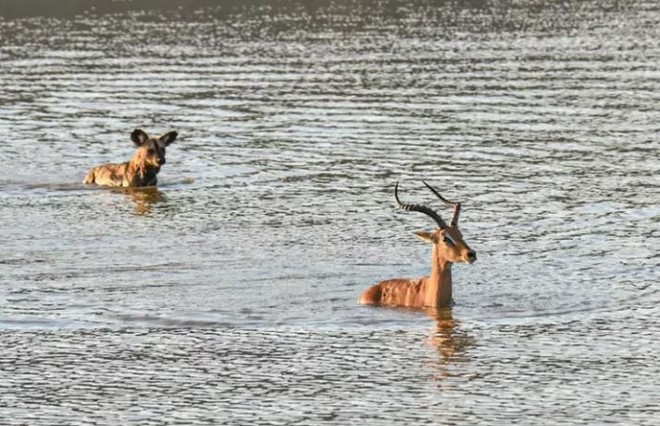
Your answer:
395,181 -> 476,265
130,129 -> 178,168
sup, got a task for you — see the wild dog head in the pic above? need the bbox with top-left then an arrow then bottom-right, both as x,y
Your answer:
130,129 -> 178,168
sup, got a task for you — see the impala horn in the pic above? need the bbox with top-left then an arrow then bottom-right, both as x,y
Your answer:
422,180 -> 461,227
394,181 -> 448,230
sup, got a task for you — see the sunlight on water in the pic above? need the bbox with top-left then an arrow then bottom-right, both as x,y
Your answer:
0,0 -> 659,424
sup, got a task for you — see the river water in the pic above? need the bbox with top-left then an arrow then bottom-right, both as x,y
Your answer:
0,0 -> 659,424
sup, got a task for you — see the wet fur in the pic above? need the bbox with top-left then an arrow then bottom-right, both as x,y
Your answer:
83,129 -> 177,187
360,277 -> 426,307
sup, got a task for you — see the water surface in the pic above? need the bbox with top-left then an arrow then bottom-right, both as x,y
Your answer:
1,0 -> 659,424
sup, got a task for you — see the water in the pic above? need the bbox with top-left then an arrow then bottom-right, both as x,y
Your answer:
1,0 -> 659,424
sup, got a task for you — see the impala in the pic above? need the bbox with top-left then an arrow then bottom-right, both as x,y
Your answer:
359,181 -> 476,308
83,129 -> 178,187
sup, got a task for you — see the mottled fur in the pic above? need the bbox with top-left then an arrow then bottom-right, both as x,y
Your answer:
83,129 -> 177,187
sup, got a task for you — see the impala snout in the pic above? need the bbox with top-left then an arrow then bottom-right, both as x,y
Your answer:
466,250 -> 477,264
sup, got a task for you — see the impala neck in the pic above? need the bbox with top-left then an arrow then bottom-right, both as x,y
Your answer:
425,246 -> 453,307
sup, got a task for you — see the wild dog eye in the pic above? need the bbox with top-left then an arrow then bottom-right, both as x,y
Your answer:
148,148 -> 155,154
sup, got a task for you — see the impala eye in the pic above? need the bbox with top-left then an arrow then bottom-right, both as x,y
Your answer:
443,236 -> 454,245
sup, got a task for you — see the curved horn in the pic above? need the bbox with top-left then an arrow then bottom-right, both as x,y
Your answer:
395,181 -> 447,229
422,180 -> 461,227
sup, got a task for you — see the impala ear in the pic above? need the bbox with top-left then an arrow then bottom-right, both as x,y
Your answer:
415,231 -> 437,243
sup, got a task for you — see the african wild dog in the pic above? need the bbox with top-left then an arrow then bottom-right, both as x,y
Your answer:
83,129 -> 178,187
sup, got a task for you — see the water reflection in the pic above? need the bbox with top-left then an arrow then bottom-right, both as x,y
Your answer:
0,0 -> 488,19
425,308 -> 475,378
0,0 -> 634,35
113,186 -> 166,216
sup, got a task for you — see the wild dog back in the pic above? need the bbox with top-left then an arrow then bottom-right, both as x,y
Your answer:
83,129 -> 178,187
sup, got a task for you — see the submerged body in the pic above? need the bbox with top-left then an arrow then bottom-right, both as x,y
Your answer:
359,243 -> 459,308
83,161 -> 160,187
360,278 -> 426,307
83,128 -> 177,188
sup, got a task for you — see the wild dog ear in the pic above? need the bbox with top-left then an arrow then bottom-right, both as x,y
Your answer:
131,129 -> 149,147
415,231 -> 437,244
159,131 -> 178,146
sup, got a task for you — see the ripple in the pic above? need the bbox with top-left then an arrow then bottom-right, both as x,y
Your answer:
1,0 -> 659,424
